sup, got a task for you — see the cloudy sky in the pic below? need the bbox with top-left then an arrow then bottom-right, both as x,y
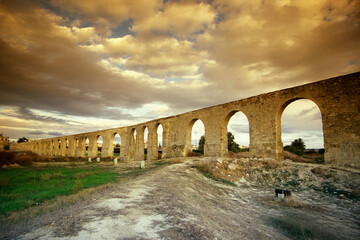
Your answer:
0,0 -> 359,148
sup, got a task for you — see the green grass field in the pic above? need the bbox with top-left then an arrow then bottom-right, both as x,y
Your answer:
0,166 -> 119,215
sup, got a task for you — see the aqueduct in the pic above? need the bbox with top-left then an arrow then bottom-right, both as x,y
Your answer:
17,72 -> 360,166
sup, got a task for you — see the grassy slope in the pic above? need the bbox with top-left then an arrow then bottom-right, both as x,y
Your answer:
0,167 -> 118,215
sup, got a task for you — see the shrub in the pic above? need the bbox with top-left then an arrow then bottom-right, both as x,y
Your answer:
314,156 -> 325,163
3,144 -> 10,151
72,179 -> 83,193
186,150 -> 202,157
0,151 -> 16,166
16,156 -> 33,166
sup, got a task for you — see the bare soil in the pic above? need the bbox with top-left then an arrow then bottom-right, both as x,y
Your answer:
6,157 -> 360,239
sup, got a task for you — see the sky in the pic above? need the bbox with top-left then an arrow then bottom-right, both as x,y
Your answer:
0,0 -> 359,148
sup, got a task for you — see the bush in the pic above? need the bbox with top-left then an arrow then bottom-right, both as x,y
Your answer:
186,150 -> 202,157
314,156 -> 325,163
0,151 -> 16,166
16,156 -> 33,166
318,148 -> 325,154
3,144 -> 10,151
284,138 -> 306,156
72,179 -> 83,193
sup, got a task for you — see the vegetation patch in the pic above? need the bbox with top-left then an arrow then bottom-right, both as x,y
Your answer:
192,161 -> 236,186
269,213 -> 337,240
0,167 -> 118,215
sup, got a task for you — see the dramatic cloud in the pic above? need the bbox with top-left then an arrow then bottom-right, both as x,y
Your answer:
47,131 -> 63,137
0,0 -> 359,147
28,130 -> 45,135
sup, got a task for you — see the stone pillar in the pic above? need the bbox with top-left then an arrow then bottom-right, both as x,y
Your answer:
161,122 -> 170,158
127,129 -> 136,161
101,133 -> 111,158
149,125 -> 159,160
78,137 -> 86,158
120,133 -> 127,161
60,138 -> 67,157
89,136 -> 98,158
250,108 -> 277,160
136,128 -> 145,161
203,117 -> 222,157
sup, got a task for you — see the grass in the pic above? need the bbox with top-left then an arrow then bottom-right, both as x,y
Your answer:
0,166 -> 119,215
198,170 -> 237,186
269,213 -> 338,240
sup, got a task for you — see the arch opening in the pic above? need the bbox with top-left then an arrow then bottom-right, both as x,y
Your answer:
113,133 -> 121,157
51,140 -> 55,156
156,123 -> 163,159
65,139 -> 69,156
142,127 -> 148,160
84,137 -> 89,157
58,139 -> 61,156
225,111 -> 250,156
97,135 -> 103,157
277,99 -> 324,161
185,119 -> 205,156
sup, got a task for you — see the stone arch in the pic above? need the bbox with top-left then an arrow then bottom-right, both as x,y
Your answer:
185,118 -> 206,156
221,110 -> 251,157
275,98 -> 324,160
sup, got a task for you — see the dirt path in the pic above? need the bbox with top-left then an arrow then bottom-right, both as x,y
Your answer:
19,158 -> 360,239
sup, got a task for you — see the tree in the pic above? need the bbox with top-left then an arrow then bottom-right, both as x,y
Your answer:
228,132 -> 240,152
198,135 -> 205,154
17,137 -> 29,143
284,138 -> 306,156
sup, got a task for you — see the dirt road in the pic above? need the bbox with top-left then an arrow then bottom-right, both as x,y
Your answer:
19,158 -> 360,239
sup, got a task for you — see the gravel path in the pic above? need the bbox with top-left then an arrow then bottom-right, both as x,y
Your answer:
18,158 -> 360,240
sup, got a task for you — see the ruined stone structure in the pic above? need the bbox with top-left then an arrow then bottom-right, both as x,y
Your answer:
17,72 -> 360,166
0,136 -> 9,149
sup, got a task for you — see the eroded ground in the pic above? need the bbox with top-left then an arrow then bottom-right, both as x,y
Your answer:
11,158 -> 360,239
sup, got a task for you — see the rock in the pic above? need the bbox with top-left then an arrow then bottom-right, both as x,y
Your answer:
96,157 -> 100,162
216,158 -> 223,164
88,157 -> 92,162
258,158 -> 263,161
238,177 -> 247,183
114,158 -> 118,165
139,160 -> 145,169
228,163 -> 237,171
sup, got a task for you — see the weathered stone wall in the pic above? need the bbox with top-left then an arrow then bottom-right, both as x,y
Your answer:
17,72 -> 360,166
0,136 -> 9,149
